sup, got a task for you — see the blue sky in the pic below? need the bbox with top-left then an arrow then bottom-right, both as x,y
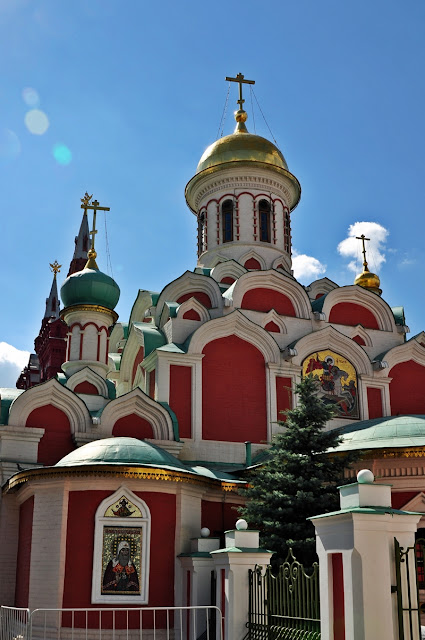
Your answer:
1,0 -> 424,386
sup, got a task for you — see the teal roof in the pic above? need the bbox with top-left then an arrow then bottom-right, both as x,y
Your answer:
132,324 -> 166,357
335,415 -> 425,452
108,353 -> 122,371
0,388 -> 24,425
60,267 -> 120,311
391,306 -> 405,326
311,295 -> 327,312
55,437 -> 190,471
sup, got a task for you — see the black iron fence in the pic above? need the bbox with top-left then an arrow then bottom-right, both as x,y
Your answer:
247,549 -> 320,640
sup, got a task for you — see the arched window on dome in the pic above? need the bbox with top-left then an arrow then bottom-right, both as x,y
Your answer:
198,212 -> 206,256
222,199 -> 233,243
259,200 -> 271,243
92,488 -> 151,604
284,210 -> 291,253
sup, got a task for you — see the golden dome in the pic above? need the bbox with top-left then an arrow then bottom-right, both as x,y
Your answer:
196,109 -> 288,174
354,269 -> 382,295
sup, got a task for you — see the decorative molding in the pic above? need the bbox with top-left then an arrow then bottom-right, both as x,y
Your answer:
262,310 -> 287,334
176,298 -> 210,324
155,271 -> 223,325
66,367 -> 110,397
239,249 -> 266,270
382,339 -> 425,372
322,286 -> 396,332
349,325 -> 373,348
8,377 -> 92,434
187,310 -> 281,364
99,388 -> 174,440
210,260 -> 247,283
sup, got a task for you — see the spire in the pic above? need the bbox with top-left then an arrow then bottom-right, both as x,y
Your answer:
354,234 -> 382,296
82,194 -> 111,270
44,261 -> 61,319
67,200 -> 90,276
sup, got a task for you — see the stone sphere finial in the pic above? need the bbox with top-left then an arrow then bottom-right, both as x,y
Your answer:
200,527 -> 210,538
236,518 -> 248,530
357,469 -> 375,484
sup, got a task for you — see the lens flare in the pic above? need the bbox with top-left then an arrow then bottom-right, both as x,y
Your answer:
53,143 -> 72,165
24,109 -> 49,135
22,87 -> 40,107
0,128 -> 21,165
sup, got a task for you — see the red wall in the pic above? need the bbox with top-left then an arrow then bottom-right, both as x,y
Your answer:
367,388 -> 383,419
170,365 -> 192,438
329,303 -> 379,330
15,496 -> 34,607
352,335 -> 366,346
182,309 -> 201,321
244,258 -> 261,270
202,336 -> 267,443
265,321 -> 279,333
332,553 -> 345,640
74,381 -> 99,395
26,405 -> 74,465
276,377 -> 292,423
201,501 -> 241,538
392,492 -> 418,509
63,490 -> 176,613
390,360 -> 425,415
177,292 -> 212,309
112,414 -> 154,439
241,288 -> 296,316
132,347 -> 145,385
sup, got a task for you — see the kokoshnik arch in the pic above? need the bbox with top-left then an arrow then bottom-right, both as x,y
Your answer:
1,74 -> 425,613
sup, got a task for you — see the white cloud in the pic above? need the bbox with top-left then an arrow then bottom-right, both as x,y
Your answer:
292,251 -> 326,283
337,222 -> 389,273
0,342 -> 30,388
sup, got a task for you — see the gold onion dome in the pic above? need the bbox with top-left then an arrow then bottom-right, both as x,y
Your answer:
196,109 -> 288,174
354,268 -> 382,296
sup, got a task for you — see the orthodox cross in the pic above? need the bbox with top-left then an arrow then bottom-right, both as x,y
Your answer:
225,72 -> 255,110
356,234 -> 371,270
49,260 -> 61,278
80,193 -> 110,252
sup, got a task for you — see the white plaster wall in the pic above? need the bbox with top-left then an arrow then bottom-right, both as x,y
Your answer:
0,493 -> 20,605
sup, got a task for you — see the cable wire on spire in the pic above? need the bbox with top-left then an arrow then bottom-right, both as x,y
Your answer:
216,82 -> 230,139
249,85 -> 256,134
251,88 -> 278,146
104,214 -> 114,279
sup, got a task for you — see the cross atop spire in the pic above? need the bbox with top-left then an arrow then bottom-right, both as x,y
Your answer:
49,260 -> 61,278
356,234 -> 371,271
80,193 -> 110,269
225,73 -> 255,110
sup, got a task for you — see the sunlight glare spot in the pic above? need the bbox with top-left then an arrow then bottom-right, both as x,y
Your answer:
53,143 -> 72,165
24,109 -> 49,135
22,87 -> 40,107
0,128 -> 21,165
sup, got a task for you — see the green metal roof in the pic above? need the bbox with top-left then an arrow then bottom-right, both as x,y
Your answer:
61,267 -> 120,310
0,388 -> 24,425
108,353 -> 122,371
391,306 -> 405,326
132,324 -> 166,357
311,295 -> 327,312
334,415 -> 425,452
55,436 -> 190,471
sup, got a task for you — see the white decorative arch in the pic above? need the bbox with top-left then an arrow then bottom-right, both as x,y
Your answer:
155,271 -> 223,324
291,326 -> 373,376
271,256 -> 291,272
176,297 -> 210,324
349,325 -> 373,348
381,338 -> 425,372
67,367 -> 110,397
129,290 -> 160,325
210,259 -> 247,284
262,310 -> 287,334
206,253 -> 228,268
109,322 -> 128,354
187,310 -> 281,364
239,249 -> 266,270
8,377 -> 92,433
92,486 -> 151,604
119,323 -> 145,387
100,388 -> 174,440
230,270 -> 312,320
306,277 -> 339,300
322,286 -> 396,332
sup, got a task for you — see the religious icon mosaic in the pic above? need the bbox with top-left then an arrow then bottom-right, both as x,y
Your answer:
101,527 -> 142,595
302,350 -> 359,419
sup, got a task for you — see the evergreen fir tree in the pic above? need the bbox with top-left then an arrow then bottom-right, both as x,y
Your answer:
239,375 -> 357,566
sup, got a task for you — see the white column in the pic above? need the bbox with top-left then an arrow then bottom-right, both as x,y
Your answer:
211,523 -> 272,640
311,470 -> 422,640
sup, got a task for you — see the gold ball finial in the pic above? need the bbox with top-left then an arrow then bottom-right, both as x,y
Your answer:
354,269 -> 382,296
235,109 -> 248,123
85,248 -> 99,270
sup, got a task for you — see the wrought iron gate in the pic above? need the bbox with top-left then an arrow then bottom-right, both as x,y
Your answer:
394,537 -> 425,640
247,549 -> 320,640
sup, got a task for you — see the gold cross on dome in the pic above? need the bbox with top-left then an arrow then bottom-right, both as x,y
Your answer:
81,196 -> 111,252
356,234 -> 371,270
225,72 -> 255,110
49,260 -> 61,277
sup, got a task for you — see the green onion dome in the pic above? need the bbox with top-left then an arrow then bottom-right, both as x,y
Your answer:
55,437 -> 189,472
61,266 -> 120,311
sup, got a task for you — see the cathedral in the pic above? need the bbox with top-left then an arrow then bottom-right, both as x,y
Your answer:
1,74 -> 425,613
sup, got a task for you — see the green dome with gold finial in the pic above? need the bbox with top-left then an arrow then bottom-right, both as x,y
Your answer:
60,249 -> 120,311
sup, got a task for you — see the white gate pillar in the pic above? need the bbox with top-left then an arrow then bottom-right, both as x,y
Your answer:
311,470 -> 422,640
211,520 -> 272,640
